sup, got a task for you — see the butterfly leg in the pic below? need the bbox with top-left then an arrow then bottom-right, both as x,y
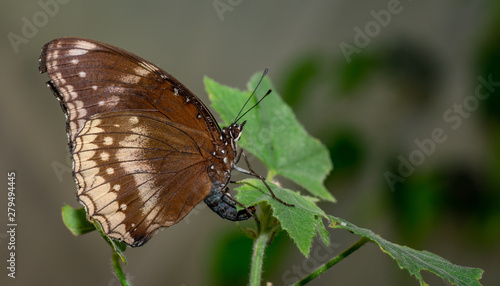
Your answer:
221,190 -> 261,224
204,187 -> 258,222
234,151 -> 295,207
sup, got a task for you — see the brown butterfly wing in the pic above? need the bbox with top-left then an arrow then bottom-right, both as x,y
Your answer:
39,37 -> 222,146
74,111 -> 214,246
40,38 -> 229,246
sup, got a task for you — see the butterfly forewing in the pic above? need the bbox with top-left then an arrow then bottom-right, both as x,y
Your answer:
39,38 -> 221,146
40,38 -> 232,246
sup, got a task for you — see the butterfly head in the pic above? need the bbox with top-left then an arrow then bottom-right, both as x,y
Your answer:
228,120 -> 246,142
222,121 -> 246,156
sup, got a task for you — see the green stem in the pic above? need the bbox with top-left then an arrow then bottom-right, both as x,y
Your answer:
249,204 -> 277,286
112,252 -> 129,286
250,230 -> 271,286
267,169 -> 276,181
293,236 -> 370,286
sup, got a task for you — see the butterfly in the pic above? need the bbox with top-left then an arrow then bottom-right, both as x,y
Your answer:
39,38 -> 290,247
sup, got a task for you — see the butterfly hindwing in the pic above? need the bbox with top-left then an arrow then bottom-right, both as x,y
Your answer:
73,110 -> 213,246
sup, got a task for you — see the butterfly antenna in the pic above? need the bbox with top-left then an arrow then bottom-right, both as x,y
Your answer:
235,89 -> 272,123
234,68 -> 269,123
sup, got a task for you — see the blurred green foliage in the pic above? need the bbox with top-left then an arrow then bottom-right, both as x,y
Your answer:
326,129 -> 365,181
335,53 -> 378,94
281,55 -> 322,108
277,26 -> 500,250
206,228 -> 290,286
478,2 -> 500,122
386,163 -> 500,247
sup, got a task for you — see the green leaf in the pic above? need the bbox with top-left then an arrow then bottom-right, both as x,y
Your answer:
61,205 -> 128,264
61,205 -> 96,236
329,216 -> 484,286
236,179 -> 329,257
205,74 -> 334,202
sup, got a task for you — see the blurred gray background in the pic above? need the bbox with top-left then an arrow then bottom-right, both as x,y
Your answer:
1,0 -> 499,285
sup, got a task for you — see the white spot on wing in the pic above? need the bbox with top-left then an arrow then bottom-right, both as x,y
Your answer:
48,50 -> 59,60
129,117 -> 139,124
104,137 -> 113,145
53,72 -> 66,85
67,100 -> 87,120
74,40 -> 97,50
66,85 -> 78,100
131,126 -> 145,134
68,49 -> 88,56
100,152 -> 110,161
109,96 -> 120,107
134,67 -> 150,77
49,60 -> 58,70
121,74 -> 140,84
78,71 -> 86,77
106,86 -> 126,94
